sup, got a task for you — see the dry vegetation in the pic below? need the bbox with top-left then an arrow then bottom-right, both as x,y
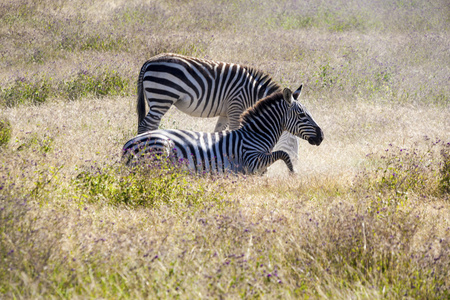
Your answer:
1,0 -> 449,299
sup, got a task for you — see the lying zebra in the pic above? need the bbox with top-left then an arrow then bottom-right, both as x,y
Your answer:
123,87 -> 323,175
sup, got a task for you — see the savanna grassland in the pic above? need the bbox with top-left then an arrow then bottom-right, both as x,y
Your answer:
1,0 -> 449,299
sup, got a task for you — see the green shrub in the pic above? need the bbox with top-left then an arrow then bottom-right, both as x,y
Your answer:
0,77 -> 52,107
0,118 -> 12,147
439,143 -> 450,195
61,70 -> 130,100
74,162 -> 223,208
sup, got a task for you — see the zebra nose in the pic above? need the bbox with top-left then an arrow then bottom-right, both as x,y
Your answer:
308,127 -> 323,146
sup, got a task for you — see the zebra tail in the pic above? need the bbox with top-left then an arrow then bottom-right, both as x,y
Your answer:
137,62 -> 148,124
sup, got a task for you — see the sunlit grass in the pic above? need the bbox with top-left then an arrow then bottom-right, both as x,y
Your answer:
0,0 -> 449,298
1,94 -> 449,298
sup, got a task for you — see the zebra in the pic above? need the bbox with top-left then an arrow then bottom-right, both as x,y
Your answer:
136,53 -> 300,160
123,87 -> 323,175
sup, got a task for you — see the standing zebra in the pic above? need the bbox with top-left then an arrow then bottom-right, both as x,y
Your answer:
136,53 -> 300,159
123,87 -> 323,175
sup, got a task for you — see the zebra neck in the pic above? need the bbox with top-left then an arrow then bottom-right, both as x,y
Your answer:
239,96 -> 289,148
240,118 -> 284,147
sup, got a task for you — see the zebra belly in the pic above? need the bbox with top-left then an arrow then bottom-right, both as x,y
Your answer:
173,94 -> 226,118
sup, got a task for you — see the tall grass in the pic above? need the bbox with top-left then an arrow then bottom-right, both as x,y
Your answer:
1,131 -> 449,298
0,0 -> 449,298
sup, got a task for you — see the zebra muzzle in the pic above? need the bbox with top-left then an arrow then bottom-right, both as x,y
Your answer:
307,127 -> 324,146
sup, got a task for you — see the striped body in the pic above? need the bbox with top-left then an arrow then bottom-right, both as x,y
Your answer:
137,53 -> 281,133
124,88 -> 323,175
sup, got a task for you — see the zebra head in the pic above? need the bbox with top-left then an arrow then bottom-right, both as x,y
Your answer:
282,86 -> 323,146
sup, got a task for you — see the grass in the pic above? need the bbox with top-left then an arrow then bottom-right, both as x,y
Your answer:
1,0 -> 449,299
0,117 -> 11,146
0,69 -> 131,106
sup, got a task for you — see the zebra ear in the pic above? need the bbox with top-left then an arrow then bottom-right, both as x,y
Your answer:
283,88 -> 292,105
292,84 -> 303,100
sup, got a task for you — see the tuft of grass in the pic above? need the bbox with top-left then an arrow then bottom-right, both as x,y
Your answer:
74,162 -> 224,209
0,117 -> 12,147
0,77 -> 52,107
16,133 -> 54,153
374,139 -> 448,198
355,138 -> 450,216
439,143 -> 450,194
1,70 -> 132,106
60,69 -> 130,101
59,30 -> 130,53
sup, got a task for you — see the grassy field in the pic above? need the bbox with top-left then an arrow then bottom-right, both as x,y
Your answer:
1,0 -> 449,298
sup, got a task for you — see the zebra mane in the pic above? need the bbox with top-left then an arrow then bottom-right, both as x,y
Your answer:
239,91 -> 285,126
153,53 -> 281,89
245,66 -> 281,90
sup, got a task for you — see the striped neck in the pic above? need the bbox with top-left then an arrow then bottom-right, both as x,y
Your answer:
239,93 -> 288,141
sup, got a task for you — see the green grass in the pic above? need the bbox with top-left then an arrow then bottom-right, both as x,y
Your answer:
60,69 -> 130,100
0,76 -> 52,106
0,117 -> 12,146
1,69 -> 131,105
74,162 -> 224,208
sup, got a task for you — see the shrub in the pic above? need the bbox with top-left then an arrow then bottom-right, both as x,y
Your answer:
0,77 -> 52,107
60,70 -> 130,100
74,162 -> 223,208
439,142 -> 450,195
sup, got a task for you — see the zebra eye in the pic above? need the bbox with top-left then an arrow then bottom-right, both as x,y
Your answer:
295,110 -> 306,118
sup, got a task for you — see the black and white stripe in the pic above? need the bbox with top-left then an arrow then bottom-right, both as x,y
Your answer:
136,53 -> 300,160
124,87 -> 323,175
137,53 -> 281,134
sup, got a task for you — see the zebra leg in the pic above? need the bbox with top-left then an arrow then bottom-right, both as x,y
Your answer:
227,102 -> 245,130
271,150 -> 295,173
247,151 -> 295,174
137,104 -> 173,134
273,132 -> 299,163
214,116 -> 229,131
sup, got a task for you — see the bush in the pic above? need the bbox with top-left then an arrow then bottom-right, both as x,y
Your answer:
439,143 -> 450,194
60,70 -> 130,101
0,77 -> 52,107
74,162 -> 223,208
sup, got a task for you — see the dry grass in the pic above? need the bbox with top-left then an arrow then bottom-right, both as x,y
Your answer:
1,0 -> 450,299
